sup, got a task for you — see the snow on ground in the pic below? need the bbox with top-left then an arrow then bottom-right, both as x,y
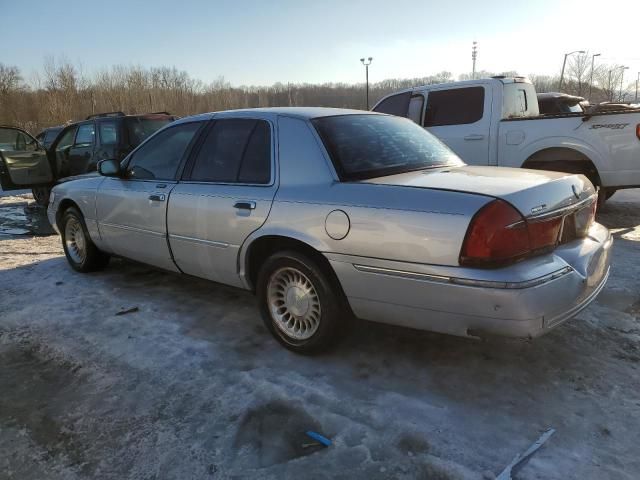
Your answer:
0,189 -> 639,480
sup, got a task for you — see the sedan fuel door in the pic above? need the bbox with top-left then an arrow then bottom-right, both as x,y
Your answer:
168,117 -> 276,287
96,121 -> 204,271
0,126 -> 53,191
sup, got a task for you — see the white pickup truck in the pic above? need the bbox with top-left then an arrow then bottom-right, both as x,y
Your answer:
372,77 -> 640,203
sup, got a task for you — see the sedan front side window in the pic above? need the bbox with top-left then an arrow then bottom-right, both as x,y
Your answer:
126,122 -> 201,180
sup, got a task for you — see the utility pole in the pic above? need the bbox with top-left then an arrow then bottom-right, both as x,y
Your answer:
635,72 -> 639,103
360,57 -> 373,110
559,50 -> 585,91
471,41 -> 478,79
588,53 -> 600,101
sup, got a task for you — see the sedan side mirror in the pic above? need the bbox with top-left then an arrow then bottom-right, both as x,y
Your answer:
98,159 -> 121,177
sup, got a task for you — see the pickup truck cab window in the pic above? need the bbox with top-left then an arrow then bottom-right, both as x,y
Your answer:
407,95 -> 425,124
127,122 -> 201,180
188,119 -> 271,184
372,91 -> 412,117
424,86 -> 484,127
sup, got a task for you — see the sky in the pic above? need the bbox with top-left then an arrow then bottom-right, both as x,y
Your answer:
3,0 -> 639,87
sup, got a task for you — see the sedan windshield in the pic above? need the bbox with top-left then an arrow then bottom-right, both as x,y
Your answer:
312,114 -> 461,180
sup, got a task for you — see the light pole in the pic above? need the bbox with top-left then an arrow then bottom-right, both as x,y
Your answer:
636,72 -> 639,103
472,41 -> 478,80
588,53 -> 600,101
608,66 -> 628,101
559,50 -> 585,91
618,66 -> 629,102
360,57 -> 373,110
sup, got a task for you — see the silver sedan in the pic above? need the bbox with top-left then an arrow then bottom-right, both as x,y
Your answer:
46,108 -> 612,353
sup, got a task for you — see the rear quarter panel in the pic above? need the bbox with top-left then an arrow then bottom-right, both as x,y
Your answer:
264,182 -> 491,266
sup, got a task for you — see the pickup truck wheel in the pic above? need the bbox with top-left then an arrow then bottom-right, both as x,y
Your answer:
257,250 -> 345,354
31,187 -> 51,207
61,207 -> 110,272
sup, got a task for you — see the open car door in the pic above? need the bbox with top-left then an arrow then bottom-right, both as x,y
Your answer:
0,126 -> 53,191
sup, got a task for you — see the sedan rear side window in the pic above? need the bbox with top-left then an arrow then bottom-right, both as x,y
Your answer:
127,122 -> 201,180
188,119 -> 271,184
423,86 -> 485,127
312,114 -> 460,181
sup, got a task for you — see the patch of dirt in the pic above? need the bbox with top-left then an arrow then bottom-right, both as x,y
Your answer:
232,400 -> 324,468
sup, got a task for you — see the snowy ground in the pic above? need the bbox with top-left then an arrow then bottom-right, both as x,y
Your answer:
0,188 -> 639,480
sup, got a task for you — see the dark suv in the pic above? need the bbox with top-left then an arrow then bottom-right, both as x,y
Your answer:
35,126 -> 64,149
0,112 -> 177,205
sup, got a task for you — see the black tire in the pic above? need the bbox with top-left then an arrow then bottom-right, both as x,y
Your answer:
61,207 -> 110,272
256,250 -> 347,354
31,187 -> 51,207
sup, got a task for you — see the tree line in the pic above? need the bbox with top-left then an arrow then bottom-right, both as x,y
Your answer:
0,53 -> 635,133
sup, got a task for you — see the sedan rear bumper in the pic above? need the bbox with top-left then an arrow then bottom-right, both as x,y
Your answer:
328,222 -> 612,339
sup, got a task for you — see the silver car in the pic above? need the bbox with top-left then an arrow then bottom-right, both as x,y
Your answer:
42,108 -> 612,353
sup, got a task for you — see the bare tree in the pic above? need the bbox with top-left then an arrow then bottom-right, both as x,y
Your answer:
566,53 -> 591,96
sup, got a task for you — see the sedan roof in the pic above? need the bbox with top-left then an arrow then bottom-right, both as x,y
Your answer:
173,107 -> 379,125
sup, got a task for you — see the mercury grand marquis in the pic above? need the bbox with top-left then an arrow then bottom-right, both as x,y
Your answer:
42,108 -> 612,353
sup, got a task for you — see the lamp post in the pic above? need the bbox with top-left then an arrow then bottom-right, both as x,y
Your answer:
472,41 -> 478,80
360,57 -> 373,109
618,66 -> 628,102
636,72 -> 639,103
559,50 -> 585,91
588,53 -> 600,101
608,66 -> 628,101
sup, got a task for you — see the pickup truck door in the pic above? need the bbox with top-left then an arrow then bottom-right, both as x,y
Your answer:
167,117 -> 276,288
67,122 -> 96,174
0,127 -> 53,191
422,85 -> 491,165
96,121 -> 204,271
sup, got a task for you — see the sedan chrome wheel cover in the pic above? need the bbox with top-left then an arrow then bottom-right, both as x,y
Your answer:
267,267 -> 321,340
64,217 -> 86,264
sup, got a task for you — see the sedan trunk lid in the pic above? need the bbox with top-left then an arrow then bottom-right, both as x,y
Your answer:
362,165 -> 596,218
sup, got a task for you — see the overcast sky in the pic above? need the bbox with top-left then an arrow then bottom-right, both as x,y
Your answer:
3,0 -> 639,86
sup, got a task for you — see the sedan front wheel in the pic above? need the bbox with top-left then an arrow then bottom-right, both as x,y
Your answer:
61,207 -> 110,272
257,251 -> 346,354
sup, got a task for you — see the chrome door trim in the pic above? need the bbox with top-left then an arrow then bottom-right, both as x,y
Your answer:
169,233 -> 229,249
99,221 -> 165,238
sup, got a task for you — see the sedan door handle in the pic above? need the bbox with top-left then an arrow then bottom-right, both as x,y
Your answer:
149,194 -> 166,202
464,134 -> 485,141
234,201 -> 256,210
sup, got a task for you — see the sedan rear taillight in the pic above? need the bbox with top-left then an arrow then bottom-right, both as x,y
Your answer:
460,200 -> 566,268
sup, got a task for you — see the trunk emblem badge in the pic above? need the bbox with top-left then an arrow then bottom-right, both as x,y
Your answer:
572,185 -> 580,199
531,204 -> 546,215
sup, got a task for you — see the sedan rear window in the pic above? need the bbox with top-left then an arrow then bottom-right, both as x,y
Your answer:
312,114 -> 460,180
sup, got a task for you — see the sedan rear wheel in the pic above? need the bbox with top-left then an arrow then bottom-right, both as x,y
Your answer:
257,250 -> 346,354
61,207 -> 110,272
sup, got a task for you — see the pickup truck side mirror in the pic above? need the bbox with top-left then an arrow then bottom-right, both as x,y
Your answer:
97,159 -> 121,177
